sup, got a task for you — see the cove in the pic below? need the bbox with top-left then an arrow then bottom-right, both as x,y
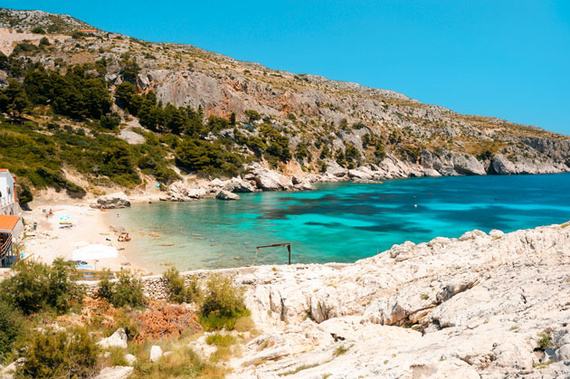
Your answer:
111,173 -> 570,272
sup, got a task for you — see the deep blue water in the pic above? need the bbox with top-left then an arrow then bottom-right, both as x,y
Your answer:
112,174 -> 570,272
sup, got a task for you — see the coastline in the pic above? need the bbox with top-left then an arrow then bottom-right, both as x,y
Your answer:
22,203 -> 149,275
21,172 -> 570,275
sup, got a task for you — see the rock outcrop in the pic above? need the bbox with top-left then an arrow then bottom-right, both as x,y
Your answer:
216,190 -> 240,201
226,222 -> 569,378
97,328 -> 128,349
223,177 -> 257,193
90,192 -> 130,209
82,222 -> 570,377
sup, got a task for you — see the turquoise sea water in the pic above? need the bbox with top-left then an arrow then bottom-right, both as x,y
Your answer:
111,174 -> 570,272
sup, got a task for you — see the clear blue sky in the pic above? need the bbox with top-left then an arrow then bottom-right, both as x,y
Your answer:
4,1 -> 570,135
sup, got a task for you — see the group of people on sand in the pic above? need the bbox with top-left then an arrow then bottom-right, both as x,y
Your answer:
118,232 -> 131,242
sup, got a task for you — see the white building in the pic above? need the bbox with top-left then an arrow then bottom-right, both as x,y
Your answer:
0,169 -> 19,216
0,170 -> 22,266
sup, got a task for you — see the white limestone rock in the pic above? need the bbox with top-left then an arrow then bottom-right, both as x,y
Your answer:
93,366 -> 133,379
209,178 -> 225,188
225,223 -> 570,378
490,154 -> 516,175
149,345 -> 163,362
489,229 -> 504,238
216,190 -> 240,201
450,152 -> 486,176
251,166 -> 294,191
167,182 -> 207,201
424,168 -> 442,177
97,328 -> 128,349
223,177 -> 257,193
124,354 -> 137,366
91,192 -> 131,209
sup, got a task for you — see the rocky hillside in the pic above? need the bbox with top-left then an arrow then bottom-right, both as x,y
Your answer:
1,8 -> 569,200
131,222 -> 570,378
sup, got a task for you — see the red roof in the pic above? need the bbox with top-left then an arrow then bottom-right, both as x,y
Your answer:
0,169 -> 8,172
0,215 -> 20,232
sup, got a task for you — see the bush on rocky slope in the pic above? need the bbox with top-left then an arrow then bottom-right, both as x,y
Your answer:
200,275 -> 250,331
0,259 -> 84,315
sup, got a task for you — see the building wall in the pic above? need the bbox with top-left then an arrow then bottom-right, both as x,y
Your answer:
0,173 -> 15,205
0,172 -> 18,216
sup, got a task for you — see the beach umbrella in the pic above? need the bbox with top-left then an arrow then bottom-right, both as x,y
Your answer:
59,215 -> 72,224
72,244 -> 118,261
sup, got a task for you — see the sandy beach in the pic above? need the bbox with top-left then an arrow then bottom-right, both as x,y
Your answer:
21,203 -> 149,275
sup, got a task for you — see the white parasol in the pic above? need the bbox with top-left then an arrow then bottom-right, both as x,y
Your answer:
72,244 -> 118,261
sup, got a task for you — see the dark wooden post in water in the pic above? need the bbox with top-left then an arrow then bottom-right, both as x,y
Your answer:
255,243 -> 292,265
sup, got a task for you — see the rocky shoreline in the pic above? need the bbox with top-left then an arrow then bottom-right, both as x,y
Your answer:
80,222 -> 570,377
87,152 -> 569,207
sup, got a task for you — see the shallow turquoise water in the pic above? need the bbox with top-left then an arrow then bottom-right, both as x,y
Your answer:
113,173 -> 570,272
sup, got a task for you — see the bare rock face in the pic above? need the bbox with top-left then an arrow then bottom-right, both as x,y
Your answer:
223,177 -> 257,193
250,166 -> 294,191
117,129 -> 145,145
166,182 -> 208,201
91,192 -> 131,209
449,153 -> 487,176
223,222 -> 570,378
554,344 -> 570,362
216,190 -> 240,201
209,178 -> 225,188
489,154 -> 516,175
325,161 -> 348,178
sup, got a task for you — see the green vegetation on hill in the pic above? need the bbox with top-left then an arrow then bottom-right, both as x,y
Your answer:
0,52 -> 300,200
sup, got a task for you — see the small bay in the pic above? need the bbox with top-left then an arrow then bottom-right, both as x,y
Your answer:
111,173 -> 570,272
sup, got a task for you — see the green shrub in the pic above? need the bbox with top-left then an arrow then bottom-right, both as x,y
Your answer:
99,112 -> 121,130
199,275 -> 249,331
244,109 -> 261,124
16,327 -> 98,378
0,300 -> 24,362
11,42 -> 39,55
16,181 -> 33,206
97,269 -> 146,308
0,259 -> 84,315
133,346 -> 213,378
538,332 -> 553,350
162,268 -> 200,304
206,333 -> 236,347
175,138 -> 243,178
114,309 -> 140,341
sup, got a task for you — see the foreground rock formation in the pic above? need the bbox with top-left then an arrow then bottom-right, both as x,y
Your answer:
134,222 -> 570,377
226,222 -> 570,378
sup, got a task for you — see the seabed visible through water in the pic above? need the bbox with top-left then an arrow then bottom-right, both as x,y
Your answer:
107,173 -> 570,272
